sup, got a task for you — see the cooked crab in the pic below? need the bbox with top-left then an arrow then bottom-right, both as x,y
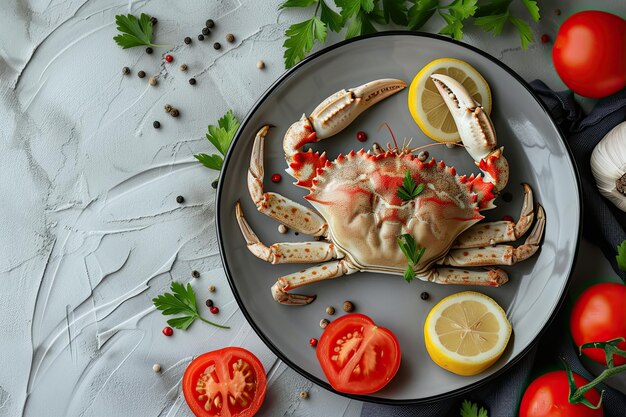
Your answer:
235,75 -> 545,305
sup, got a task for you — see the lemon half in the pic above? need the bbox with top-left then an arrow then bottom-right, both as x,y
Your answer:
408,58 -> 492,143
424,291 -> 511,376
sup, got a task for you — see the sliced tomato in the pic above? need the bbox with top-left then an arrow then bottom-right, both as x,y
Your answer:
183,347 -> 266,417
316,313 -> 401,395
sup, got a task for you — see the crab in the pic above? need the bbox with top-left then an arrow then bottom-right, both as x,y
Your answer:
235,75 -> 546,305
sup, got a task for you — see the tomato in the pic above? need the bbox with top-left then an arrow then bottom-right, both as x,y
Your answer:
552,11 -> 626,98
570,283 -> 626,366
316,313 -> 401,394
182,347 -> 266,417
519,371 -> 603,417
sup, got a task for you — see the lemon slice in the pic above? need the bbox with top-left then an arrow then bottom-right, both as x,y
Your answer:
408,58 -> 492,143
424,291 -> 511,376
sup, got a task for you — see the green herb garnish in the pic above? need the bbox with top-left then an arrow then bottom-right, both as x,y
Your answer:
617,240 -> 626,271
397,170 -> 425,201
113,14 -> 167,49
460,399 -> 489,417
152,281 -> 230,330
397,233 -> 426,282
280,0 -> 541,68
194,110 -> 240,173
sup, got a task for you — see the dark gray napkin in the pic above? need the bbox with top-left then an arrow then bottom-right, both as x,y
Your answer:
361,83 -> 626,417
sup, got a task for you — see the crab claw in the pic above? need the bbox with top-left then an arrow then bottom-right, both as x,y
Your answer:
430,74 -> 508,192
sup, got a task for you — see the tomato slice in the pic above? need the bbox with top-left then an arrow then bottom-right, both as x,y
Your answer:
316,313 -> 401,395
183,347 -> 266,417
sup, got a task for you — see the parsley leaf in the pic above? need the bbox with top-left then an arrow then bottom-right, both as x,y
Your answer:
397,234 -> 426,283
337,0 -> 362,19
447,0 -> 478,20
345,10 -> 377,38
195,110 -> 240,172
439,12 -> 464,40
460,400 -> 489,417
361,0 -> 376,13
474,11 -> 509,36
397,170 -> 425,201
521,0 -> 540,22
320,0 -> 344,32
113,13 -> 160,49
280,0 -> 318,8
382,0 -> 408,25
284,17 -> 327,68
617,240 -> 626,271
509,15 -> 534,49
152,281 -> 230,330
474,0 -> 511,17
408,0 -> 439,30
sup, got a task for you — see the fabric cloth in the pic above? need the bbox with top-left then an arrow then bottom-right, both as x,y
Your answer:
361,83 -> 626,417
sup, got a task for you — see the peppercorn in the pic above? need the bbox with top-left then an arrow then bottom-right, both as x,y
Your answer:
153,121 -> 161,129
420,292 -> 429,300
148,76 -> 157,86
271,173 -> 282,183
165,54 -> 173,63
192,270 -> 200,278
225,33 -> 235,43
170,108 -> 180,118
209,285 -> 216,293
152,363 -> 161,372
145,47 -> 153,54
294,232 -> 299,236
325,306 -> 335,315
342,301 -> 354,312
184,36 -> 192,45
278,224 -> 288,234
189,78 -> 196,85
150,16 -> 158,25
205,19 -> 215,28
176,195 -> 184,204
198,34 -> 205,41
179,64 -> 188,72
256,60 -> 265,69
309,338 -> 318,347
211,179 -> 218,189
162,326 -> 173,336
137,70 -> 146,78
299,390 -> 309,399
210,306 -> 219,314
356,131 -> 367,142
122,66 -> 130,75
206,299 -> 214,308
213,42 -> 221,50
320,318 -> 329,329
164,104 -> 173,113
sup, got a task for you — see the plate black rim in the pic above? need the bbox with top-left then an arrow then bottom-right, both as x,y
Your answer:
216,31 -> 583,405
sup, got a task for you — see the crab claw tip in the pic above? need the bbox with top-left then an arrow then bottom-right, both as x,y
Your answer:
430,73 -> 477,111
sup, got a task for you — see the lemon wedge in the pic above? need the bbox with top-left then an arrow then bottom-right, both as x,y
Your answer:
408,58 -> 492,143
424,291 -> 511,376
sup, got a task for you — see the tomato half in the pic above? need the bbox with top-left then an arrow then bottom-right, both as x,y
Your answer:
519,371 -> 602,417
183,347 -> 266,417
552,11 -> 626,98
570,283 -> 626,365
316,313 -> 401,395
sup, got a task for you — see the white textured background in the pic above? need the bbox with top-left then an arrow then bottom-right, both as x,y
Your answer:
0,0 -> 623,416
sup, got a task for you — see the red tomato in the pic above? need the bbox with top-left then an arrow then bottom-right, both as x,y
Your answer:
183,347 -> 266,417
552,11 -> 626,98
519,371 -> 603,417
316,313 -> 401,394
570,283 -> 626,365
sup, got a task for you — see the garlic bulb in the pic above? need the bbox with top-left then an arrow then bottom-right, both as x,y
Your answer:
591,122 -> 626,212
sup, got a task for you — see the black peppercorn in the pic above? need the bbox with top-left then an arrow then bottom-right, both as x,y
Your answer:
122,66 -> 130,75
150,16 -> 158,25
213,42 -> 221,50
205,299 -> 214,308
189,78 -> 196,85
211,179 -> 218,189
170,109 -> 180,118
202,27 -> 210,36
205,19 -> 214,28
420,292 -> 429,300
137,70 -> 146,78
184,36 -> 192,45
153,121 -> 161,129
192,270 -> 200,278
176,195 -> 184,204
197,34 -> 205,41
145,47 -> 153,54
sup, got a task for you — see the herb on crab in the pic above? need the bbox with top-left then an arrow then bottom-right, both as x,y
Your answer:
113,13 -> 169,49
194,110 -> 241,178
397,170 -> 425,201
397,233 -> 426,283
152,281 -> 230,330
280,0 -> 541,68
460,400 -> 489,417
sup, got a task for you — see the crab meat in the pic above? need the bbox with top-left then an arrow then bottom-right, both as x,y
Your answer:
236,77 -> 545,305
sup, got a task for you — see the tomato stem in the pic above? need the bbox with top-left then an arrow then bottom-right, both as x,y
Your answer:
199,315 -> 231,329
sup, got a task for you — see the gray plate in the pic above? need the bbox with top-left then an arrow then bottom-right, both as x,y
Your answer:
217,32 -> 581,403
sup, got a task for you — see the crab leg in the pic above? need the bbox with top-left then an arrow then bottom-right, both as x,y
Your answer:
419,267 -> 508,286
271,260 -> 359,305
236,201 -> 341,264
431,74 -> 509,192
283,79 -> 406,186
442,206 -> 545,266
247,126 -> 327,236
453,184 -> 537,248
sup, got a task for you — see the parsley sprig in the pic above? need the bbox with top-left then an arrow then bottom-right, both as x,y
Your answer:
113,13 -> 169,49
397,233 -> 426,282
397,170 -> 425,201
152,281 -> 230,330
194,110 -> 240,173
460,400 -> 488,417
280,0 -> 540,68
617,240 -> 626,271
